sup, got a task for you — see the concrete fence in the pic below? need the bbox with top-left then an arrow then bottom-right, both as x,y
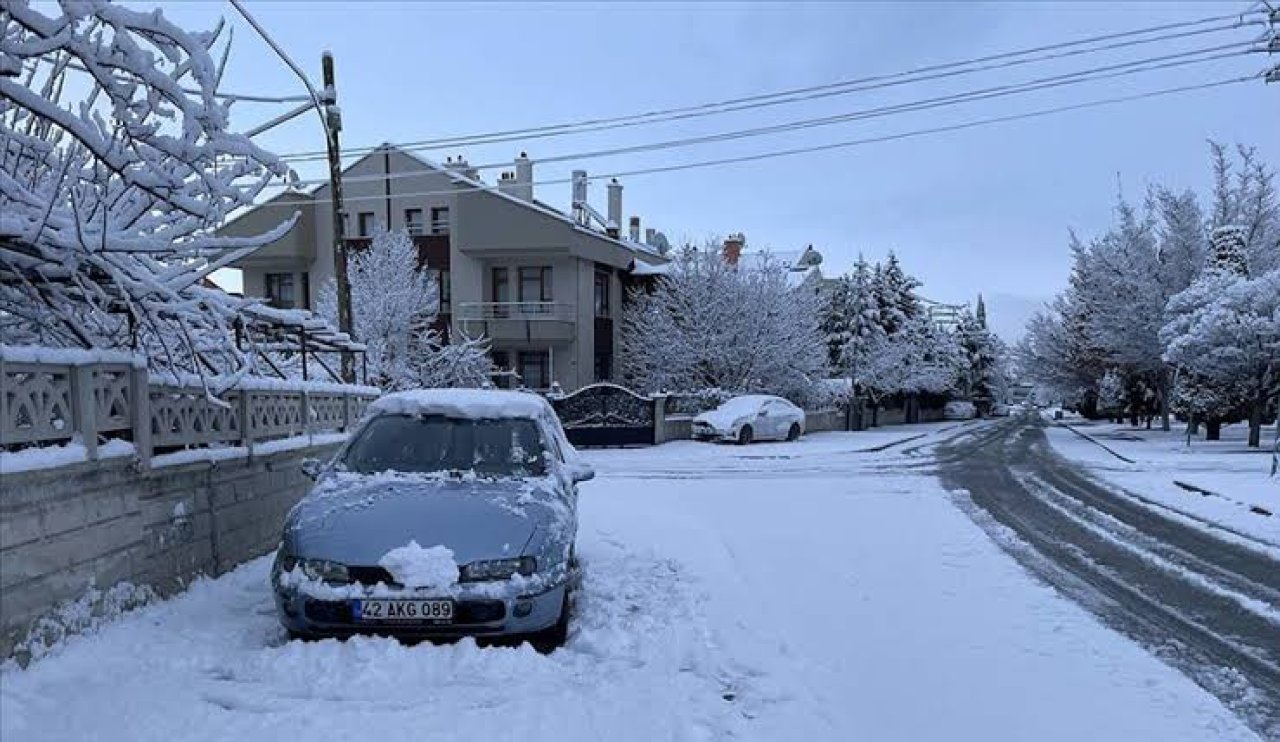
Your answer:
0,346 -> 379,465
0,346 -> 380,662
0,439 -> 342,662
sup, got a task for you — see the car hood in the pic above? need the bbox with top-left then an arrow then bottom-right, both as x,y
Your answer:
284,473 -> 565,566
693,410 -> 747,430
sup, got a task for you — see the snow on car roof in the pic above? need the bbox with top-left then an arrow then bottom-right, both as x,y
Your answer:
716,395 -> 777,411
368,389 -> 553,420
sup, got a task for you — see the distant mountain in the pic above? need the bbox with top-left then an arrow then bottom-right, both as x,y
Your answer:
982,292 -> 1048,344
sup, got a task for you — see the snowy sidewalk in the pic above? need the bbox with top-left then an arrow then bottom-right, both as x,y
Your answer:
1044,420 -> 1280,550
0,430 -> 1260,741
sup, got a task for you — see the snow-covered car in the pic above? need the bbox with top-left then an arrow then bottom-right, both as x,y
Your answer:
943,400 -> 977,420
691,395 -> 805,444
990,403 -> 1011,417
272,390 -> 594,649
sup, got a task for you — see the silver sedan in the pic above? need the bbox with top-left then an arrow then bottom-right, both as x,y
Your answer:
691,394 -> 806,444
272,390 -> 594,649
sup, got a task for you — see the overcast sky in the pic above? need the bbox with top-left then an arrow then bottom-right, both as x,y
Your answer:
161,0 -> 1278,338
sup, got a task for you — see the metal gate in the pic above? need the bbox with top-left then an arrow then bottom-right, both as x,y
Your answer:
549,383 -> 655,447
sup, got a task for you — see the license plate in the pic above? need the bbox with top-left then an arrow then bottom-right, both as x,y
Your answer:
354,599 -> 453,623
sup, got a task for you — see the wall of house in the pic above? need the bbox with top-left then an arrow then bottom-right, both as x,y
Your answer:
0,441 -> 342,662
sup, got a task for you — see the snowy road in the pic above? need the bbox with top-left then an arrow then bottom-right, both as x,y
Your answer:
939,416 -> 1280,739
1,422 -> 1266,741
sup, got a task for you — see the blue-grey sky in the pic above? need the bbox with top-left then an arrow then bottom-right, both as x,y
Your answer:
162,1 -> 1277,336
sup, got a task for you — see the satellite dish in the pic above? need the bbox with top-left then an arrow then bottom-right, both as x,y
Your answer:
652,231 -> 672,255
798,245 -> 823,267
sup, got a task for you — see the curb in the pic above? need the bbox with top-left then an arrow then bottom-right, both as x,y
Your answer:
1172,480 -> 1274,518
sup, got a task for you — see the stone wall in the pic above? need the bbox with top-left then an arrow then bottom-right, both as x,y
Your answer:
0,440 -> 341,660
804,409 -> 844,433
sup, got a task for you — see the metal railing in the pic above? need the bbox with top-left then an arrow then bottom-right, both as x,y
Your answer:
1,347 -> 379,467
455,302 -> 574,322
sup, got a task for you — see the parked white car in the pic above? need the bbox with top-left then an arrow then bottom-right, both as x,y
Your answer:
943,400 -> 977,420
691,395 -> 806,444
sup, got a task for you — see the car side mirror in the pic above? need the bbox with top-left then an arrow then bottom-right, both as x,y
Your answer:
301,458 -> 323,481
567,462 -> 595,483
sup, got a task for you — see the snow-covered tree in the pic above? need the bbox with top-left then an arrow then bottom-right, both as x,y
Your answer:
822,255 -> 884,384
1162,268 -> 1280,447
0,1 -> 291,376
620,241 -> 826,404
871,251 -> 922,335
317,228 -> 491,390
955,296 -> 1009,412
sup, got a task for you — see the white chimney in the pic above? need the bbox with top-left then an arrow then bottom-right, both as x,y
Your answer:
571,170 -> 589,226
606,178 -> 622,237
513,151 -> 533,202
629,216 -> 641,243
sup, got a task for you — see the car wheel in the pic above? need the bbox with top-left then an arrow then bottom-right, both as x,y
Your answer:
737,425 -> 754,445
531,591 -> 572,654
787,423 -> 801,441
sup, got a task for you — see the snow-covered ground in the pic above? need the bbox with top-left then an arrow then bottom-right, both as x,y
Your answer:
0,426 -> 1260,741
1045,420 -> 1280,551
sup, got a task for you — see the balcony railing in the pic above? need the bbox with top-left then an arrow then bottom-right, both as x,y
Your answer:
455,302 -> 574,322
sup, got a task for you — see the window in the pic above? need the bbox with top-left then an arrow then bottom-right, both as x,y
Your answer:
517,350 -> 550,390
437,269 -> 451,313
594,269 -> 611,318
357,212 -> 376,237
491,267 -> 510,317
264,272 -> 296,309
518,267 -> 553,310
405,208 -> 425,235
300,272 -> 311,310
594,352 -> 612,382
430,206 -> 450,235
340,212 -> 350,237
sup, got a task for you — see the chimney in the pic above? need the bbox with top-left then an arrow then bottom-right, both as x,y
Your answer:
571,170 -> 589,226
498,171 -> 518,196
512,151 -> 534,202
606,178 -> 623,238
723,233 -> 745,266
629,216 -> 641,242
645,227 -> 656,245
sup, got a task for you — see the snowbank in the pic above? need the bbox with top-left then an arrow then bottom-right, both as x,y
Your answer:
1045,421 -> 1280,550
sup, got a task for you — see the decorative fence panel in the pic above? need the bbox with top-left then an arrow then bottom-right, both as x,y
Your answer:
549,383 -> 658,447
1,347 -> 379,466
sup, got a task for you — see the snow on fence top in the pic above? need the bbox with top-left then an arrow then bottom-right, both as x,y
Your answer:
0,345 -> 146,368
149,371 -> 380,397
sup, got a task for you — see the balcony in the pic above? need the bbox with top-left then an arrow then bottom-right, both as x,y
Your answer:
455,302 -> 575,341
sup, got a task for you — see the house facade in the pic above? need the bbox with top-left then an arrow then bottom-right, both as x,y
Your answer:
218,145 -> 669,391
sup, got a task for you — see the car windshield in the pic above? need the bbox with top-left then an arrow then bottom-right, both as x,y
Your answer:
341,414 -> 547,478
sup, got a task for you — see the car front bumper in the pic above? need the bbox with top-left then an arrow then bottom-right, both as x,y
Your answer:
273,574 -> 568,639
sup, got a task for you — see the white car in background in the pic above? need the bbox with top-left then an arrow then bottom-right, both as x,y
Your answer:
943,400 -> 977,421
691,395 -> 806,444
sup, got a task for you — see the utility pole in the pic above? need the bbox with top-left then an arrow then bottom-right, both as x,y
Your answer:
321,51 -> 355,381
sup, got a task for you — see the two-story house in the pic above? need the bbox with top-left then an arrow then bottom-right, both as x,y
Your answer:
218,145 -> 669,391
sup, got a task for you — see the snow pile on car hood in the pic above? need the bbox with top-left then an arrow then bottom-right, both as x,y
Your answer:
377,541 -> 458,588
693,397 -> 768,429
369,389 -> 550,420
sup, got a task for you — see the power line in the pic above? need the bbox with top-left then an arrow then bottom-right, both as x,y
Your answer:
279,75 -> 1256,208
272,9 -> 1266,163
275,42 -> 1255,190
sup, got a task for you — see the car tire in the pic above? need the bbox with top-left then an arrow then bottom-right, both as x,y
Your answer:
737,425 -> 754,445
787,423 -> 801,441
531,591 -> 572,654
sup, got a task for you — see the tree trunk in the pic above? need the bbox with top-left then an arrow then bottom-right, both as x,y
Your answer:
1206,419 -> 1222,441
1158,371 -> 1171,432
1188,413 -> 1200,435
1247,402 -> 1263,449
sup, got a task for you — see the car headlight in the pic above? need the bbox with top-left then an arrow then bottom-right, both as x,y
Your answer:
459,557 -> 536,582
296,558 -> 350,584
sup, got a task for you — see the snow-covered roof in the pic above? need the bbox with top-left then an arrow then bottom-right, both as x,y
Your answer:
629,260 -> 671,277
368,389 -> 554,420
397,149 -> 664,260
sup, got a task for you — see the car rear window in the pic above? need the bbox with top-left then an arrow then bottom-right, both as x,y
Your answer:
342,414 -> 548,478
